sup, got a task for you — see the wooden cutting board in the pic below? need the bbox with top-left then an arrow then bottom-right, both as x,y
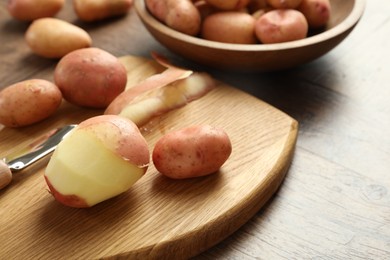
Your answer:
0,55 -> 298,259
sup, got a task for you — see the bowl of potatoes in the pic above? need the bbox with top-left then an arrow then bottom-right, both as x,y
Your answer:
135,0 -> 366,71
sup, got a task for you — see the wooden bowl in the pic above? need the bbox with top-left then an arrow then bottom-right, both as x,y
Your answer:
134,0 -> 366,71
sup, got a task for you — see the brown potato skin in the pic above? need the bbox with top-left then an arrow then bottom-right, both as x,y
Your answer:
248,0 -> 269,13
298,0 -> 331,28
0,79 -> 62,127
255,9 -> 308,44
194,1 -> 217,20
266,0 -> 302,9
7,0 -> 65,21
146,0 -> 201,36
205,0 -> 250,10
202,12 -> 257,44
152,125 -> 232,179
54,48 -> 127,109
73,0 -> 133,22
145,0 -> 168,22
25,18 -> 92,59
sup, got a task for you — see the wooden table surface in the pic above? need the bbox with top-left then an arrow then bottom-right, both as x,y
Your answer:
1,1 -> 389,259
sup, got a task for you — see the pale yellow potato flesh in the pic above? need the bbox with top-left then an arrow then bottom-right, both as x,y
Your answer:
119,73 -> 212,126
120,97 -> 162,126
45,129 -> 144,206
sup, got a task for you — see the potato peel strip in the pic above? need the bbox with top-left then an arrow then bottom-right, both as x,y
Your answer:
105,66 -> 193,115
105,53 -> 216,127
117,72 -> 215,126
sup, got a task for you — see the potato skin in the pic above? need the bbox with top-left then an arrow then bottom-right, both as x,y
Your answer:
202,12 -> 257,44
255,9 -> 308,44
25,18 -> 92,59
248,0 -> 268,13
298,0 -> 331,28
44,114 -> 150,208
0,79 -> 62,127
194,1 -> 216,20
266,0 -> 302,9
73,0 -> 133,22
7,0 -> 65,21
205,0 -> 250,10
152,125 -> 232,179
77,115 -> 150,167
54,47 -> 127,108
146,0 -> 201,36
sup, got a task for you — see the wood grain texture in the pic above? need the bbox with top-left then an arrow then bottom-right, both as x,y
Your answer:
0,54 -> 297,259
0,0 -> 389,259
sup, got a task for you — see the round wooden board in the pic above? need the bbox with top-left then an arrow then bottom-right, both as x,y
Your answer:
0,56 -> 298,259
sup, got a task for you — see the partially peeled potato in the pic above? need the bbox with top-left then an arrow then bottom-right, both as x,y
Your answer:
44,115 -> 149,208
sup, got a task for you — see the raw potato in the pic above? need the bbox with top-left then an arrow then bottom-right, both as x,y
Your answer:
0,160 -> 12,190
194,1 -> 216,20
202,12 -> 257,44
54,47 -> 127,108
45,115 -> 150,208
252,8 -> 272,20
73,0 -> 133,22
204,0 -> 250,10
298,0 -> 331,28
255,9 -> 308,44
25,18 -> 92,59
266,0 -> 302,9
152,125 -> 232,179
0,79 -> 62,127
7,0 -> 65,21
146,0 -> 201,36
248,0 -> 268,13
